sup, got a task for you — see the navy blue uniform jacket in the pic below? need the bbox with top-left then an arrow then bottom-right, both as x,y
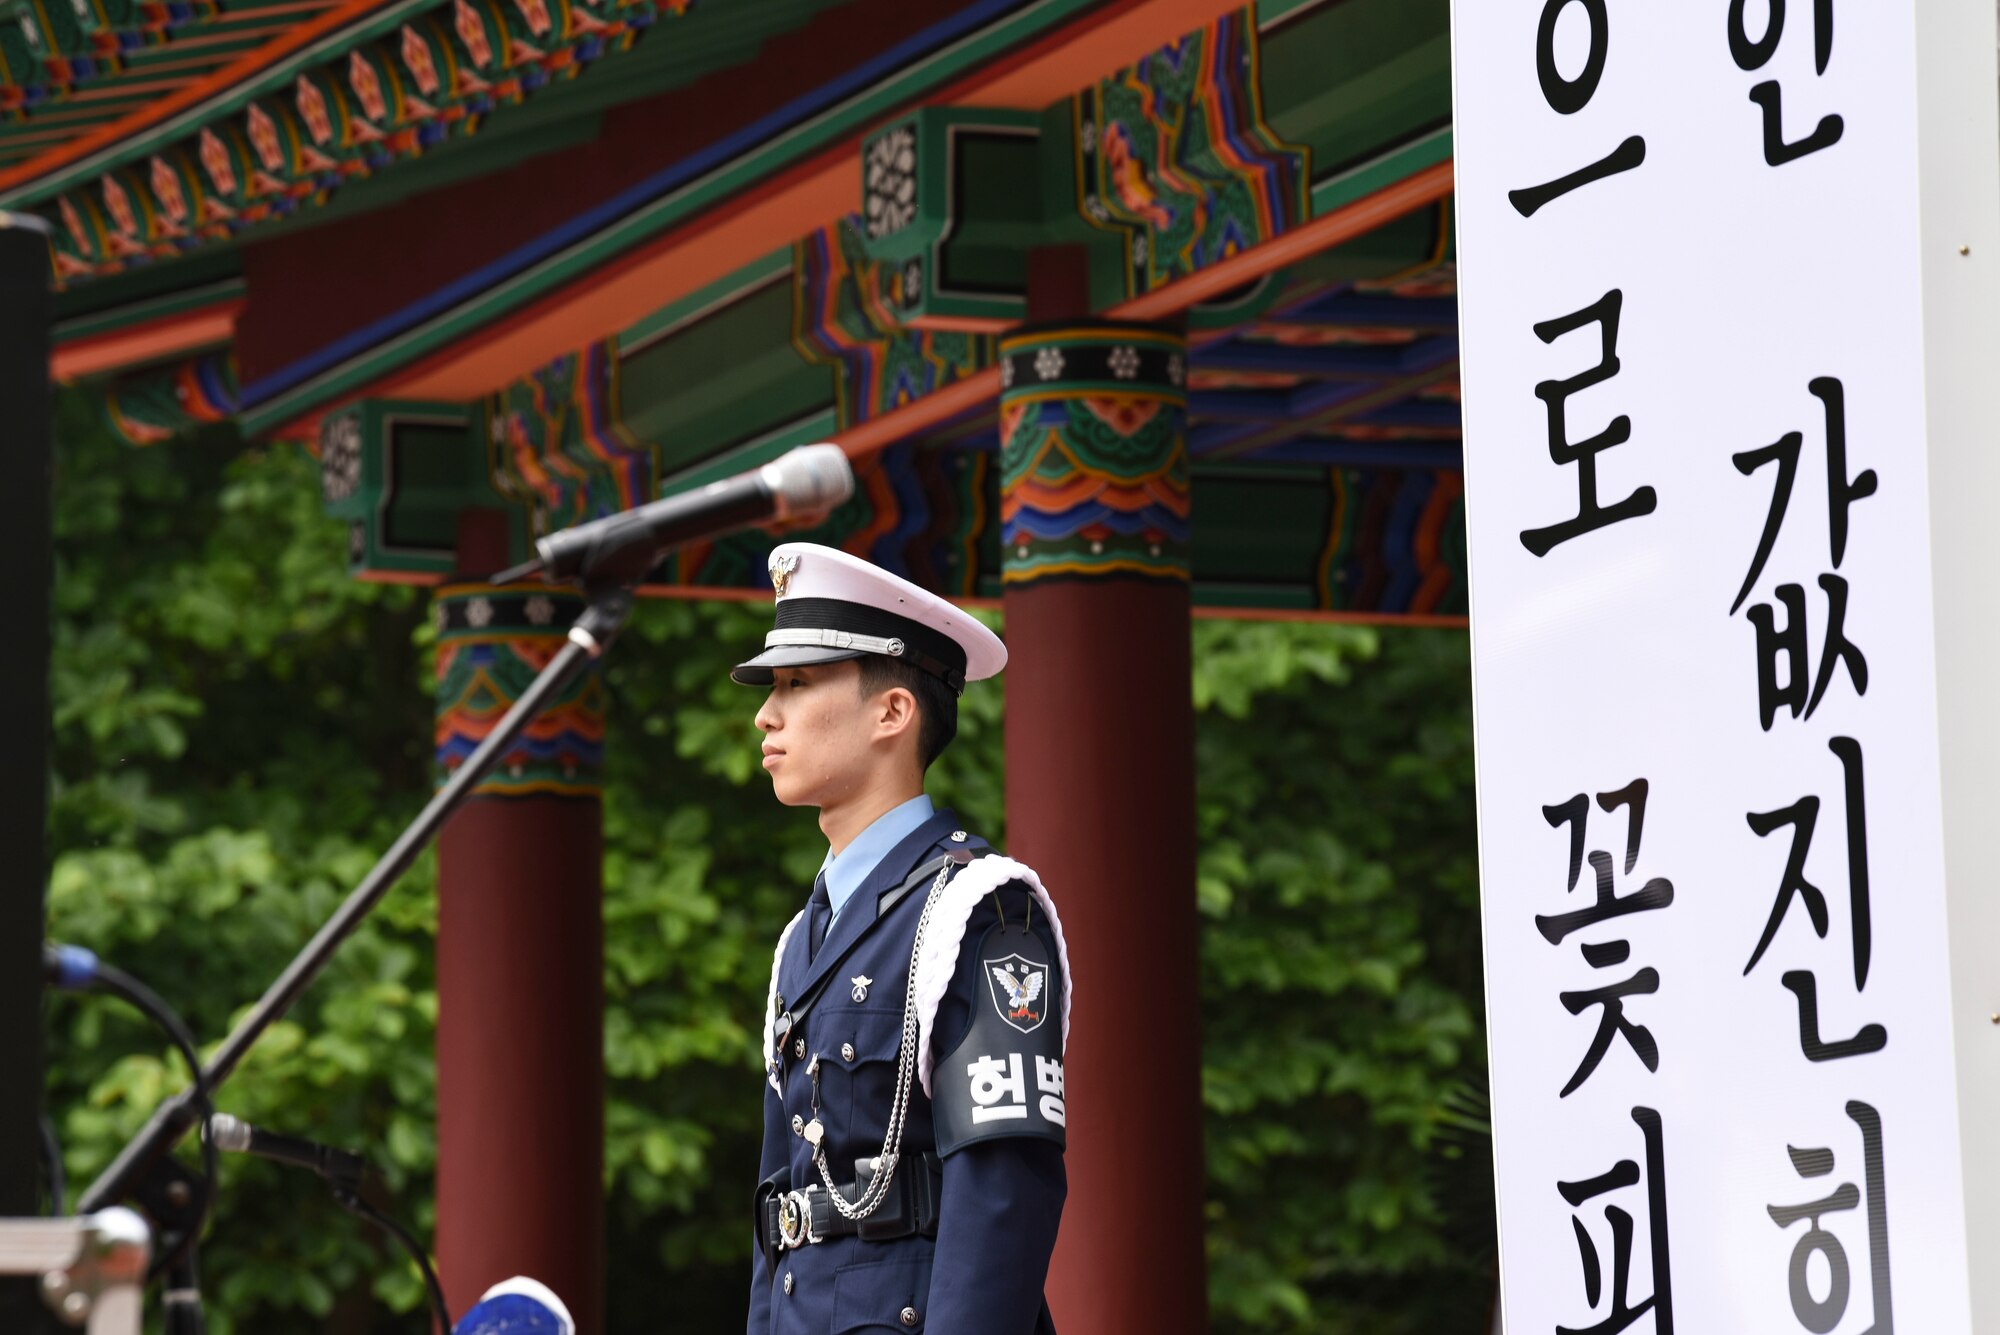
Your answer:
748,808 -> 1065,1335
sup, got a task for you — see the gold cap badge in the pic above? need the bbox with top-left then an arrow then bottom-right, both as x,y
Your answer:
769,552 -> 800,598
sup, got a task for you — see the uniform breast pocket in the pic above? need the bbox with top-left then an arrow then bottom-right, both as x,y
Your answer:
809,1006 -> 904,1137
830,1253 -> 931,1333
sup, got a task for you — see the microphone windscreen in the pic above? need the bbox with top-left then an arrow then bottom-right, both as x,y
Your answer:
452,1277 -> 575,1335
763,443 -> 855,515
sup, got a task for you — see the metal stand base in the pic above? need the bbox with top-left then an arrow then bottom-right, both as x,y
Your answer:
0,1209 -> 150,1333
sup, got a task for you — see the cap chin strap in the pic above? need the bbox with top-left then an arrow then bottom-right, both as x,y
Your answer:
761,629 -> 966,693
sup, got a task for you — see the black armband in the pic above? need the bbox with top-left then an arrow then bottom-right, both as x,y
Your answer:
932,920 -> 1067,1156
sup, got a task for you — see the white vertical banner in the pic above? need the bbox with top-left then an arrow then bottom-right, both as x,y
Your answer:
1451,2 -> 2000,1333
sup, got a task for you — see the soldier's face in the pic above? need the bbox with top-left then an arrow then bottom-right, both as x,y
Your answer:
753,660 -> 878,808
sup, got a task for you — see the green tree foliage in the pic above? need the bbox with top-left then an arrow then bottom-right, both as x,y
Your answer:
45,397 -> 437,1329
43,399 -> 1489,1332
1192,621 -> 1491,1331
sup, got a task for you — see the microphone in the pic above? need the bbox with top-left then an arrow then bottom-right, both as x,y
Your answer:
451,1277 -> 575,1335
206,1114 -> 367,1186
499,442 -> 855,585
43,942 -> 100,991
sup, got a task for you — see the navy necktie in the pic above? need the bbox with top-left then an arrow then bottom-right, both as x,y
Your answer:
807,871 -> 832,960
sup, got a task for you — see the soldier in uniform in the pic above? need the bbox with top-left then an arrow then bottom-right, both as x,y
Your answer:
734,542 -> 1069,1335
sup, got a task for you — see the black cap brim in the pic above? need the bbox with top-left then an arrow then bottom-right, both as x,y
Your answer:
728,644 -> 869,686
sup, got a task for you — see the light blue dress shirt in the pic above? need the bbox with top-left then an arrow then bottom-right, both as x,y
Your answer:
820,793 -> 935,921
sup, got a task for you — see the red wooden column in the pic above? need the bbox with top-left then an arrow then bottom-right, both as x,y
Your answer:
433,514 -> 606,1331
999,303 -> 1208,1332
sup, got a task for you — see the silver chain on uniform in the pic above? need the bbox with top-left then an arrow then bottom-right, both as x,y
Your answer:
808,858 -> 956,1221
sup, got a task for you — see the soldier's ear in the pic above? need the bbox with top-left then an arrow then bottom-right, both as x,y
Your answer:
872,684 -> 920,743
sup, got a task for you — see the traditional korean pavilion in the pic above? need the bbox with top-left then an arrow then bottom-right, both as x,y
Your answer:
9,0 -> 1462,1326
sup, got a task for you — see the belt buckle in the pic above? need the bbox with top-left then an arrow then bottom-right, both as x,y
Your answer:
777,1188 -> 821,1249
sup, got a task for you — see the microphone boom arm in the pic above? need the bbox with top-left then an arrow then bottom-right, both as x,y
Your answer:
78,589 -> 636,1214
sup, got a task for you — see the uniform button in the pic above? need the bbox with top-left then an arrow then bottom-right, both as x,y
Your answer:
791,1114 -> 804,1136
900,1306 -> 919,1326
783,1273 -> 794,1296
794,1038 -> 806,1059
841,1042 -> 856,1062
950,830 -> 967,842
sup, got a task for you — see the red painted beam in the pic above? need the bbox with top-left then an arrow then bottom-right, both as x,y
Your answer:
50,298 -> 241,381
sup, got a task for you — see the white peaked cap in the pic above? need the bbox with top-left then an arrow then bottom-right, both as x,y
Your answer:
730,543 -> 1006,693
463,1277 -> 574,1335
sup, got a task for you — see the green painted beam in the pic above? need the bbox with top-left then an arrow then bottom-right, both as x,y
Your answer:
120,40 -> 269,70
1254,0 -> 1337,28
620,276 -> 836,473
657,408 -> 839,494
617,246 -> 790,348
1309,124 -> 1451,217
1264,0 -> 1450,182
54,276 -> 245,344
51,247 -> 241,327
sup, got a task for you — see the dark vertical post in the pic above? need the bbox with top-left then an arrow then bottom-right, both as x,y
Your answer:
1000,256 -> 1207,1334
433,512 -> 605,1332
0,215 -> 55,1328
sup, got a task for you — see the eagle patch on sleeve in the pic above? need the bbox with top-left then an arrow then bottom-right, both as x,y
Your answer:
932,920 -> 1066,1156
988,958 -> 1048,1032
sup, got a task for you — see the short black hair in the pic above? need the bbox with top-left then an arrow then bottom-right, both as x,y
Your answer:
855,654 -> 958,770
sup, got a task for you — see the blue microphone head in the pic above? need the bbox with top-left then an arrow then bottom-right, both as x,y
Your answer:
450,1277 -> 574,1335
43,943 -> 100,992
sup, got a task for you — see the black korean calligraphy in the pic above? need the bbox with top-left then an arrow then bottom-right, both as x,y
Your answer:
1540,780 -> 1674,1096
1731,380 -> 1878,613
1732,377 -> 1875,729
1511,0 -> 1647,217
1780,970 -> 1886,1063
1520,290 -> 1658,557
1557,1106 -> 1675,1335
1749,577 -> 1868,731
1766,1101 -> 1892,1335
1728,367 -> 1898,1326
1559,973 -> 1661,1097
1744,737 -> 1885,1063
1728,0 -> 1843,166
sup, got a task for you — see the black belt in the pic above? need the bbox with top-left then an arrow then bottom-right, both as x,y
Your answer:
759,1153 -> 943,1255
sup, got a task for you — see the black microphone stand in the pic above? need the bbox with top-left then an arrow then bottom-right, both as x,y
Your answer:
48,949 -> 221,1334
75,580 -> 638,1262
